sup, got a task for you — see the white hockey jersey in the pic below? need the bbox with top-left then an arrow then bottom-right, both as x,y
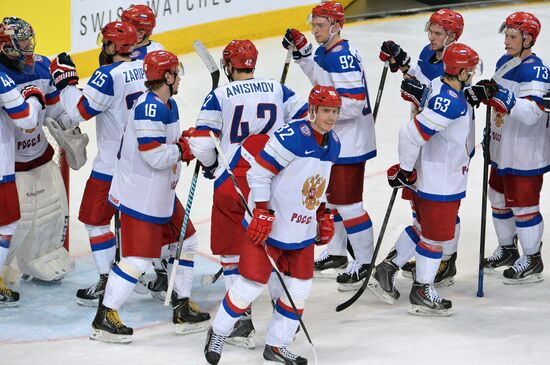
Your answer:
0,71 -> 41,183
189,77 -> 308,186
399,78 -> 472,202
109,92 -> 181,223
296,40 -> 376,164
246,120 -> 340,249
130,40 -> 164,61
59,60 -> 147,180
490,54 -> 550,176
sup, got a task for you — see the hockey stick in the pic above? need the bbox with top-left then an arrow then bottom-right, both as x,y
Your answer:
164,40 -> 221,306
372,61 -> 389,122
209,131 -> 318,364
280,47 -> 293,84
336,188 -> 398,312
201,267 -> 223,286
476,56 -> 521,298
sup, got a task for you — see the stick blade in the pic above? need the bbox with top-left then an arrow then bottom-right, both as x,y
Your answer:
193,40 -> 220,90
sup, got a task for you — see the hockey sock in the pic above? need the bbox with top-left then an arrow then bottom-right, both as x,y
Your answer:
103,257 -> 151,310
221,255 -> 240,292
514,212 -> 544,255
86,225 -> 116,275
414,239 -> 443,284
0,235 -> 11,269
212,276 -> 263,336
392,226 -> 419,268
336,203 -> 374,264
489,188 -> 516,246
266,277 -> 311,347
168,256 -> 194,298
324,208 -> 347,257
268,270 -> 283,302
442,218 -> 460,260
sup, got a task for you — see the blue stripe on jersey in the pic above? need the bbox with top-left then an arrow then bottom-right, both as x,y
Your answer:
416,190 -> 465,202
46,89 -> 60,101
90,170 -> 113,182
515,214 -> 543,228
196,125 -> 222,135
0,238 -> 9,249
112,264 -> 138,284
491,161 -> 550,177
266,236 -> 316,250
291,103 -> 308,119
200,91 -> 222,111
258,150 -> 285,172
3,100 -> 28,116
281,84 -> 295,103
0,174 -> 15,183
336,86 -> 366,96
405,226 -> 420,244
336,150 -> 376,164
214,147 -> 242,190
137,136 -> 166,145
79,96 -> 102,118
525,95 -> 544,106
118,204 -> 171,224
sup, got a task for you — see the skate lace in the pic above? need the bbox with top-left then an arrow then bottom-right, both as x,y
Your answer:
106,310 -> 124,329
209,332 -> 226,354
277,346 -> 299,360
87,276 -> 107,295
188,299 -> 201,313
390,270 -> 398,290
314,248 -> 330,264
437,260 -> 448,275
487,246 -> 504,261
344,260 -> 361,275
0,277 -> 13,296
511,255 -> 531,273
424,285 -> 443,303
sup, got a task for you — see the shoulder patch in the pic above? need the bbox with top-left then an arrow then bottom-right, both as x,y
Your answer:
331,131 -> 339,143
447,89 -> 459,99
331,45 -> 344,53
524,58 -> 535,64
300,123 -> 311,137
34,55 -> 43,63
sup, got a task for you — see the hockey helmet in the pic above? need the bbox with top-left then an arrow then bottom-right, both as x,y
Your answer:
143,50 -> 183,81
443,43 -> 481,76
222,40 -> 258,69
97,21 -> 138,54
311,1 -> 345,27
0,17 -> 36,74
121,5 -> 156,36
499,12 -> 541,45
309,85 -> 342,108
425,9 -> 464,40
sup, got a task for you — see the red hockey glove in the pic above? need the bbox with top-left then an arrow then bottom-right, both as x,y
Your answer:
21,85 -> 46,110
282,28 -> 312,60
484,85 -> 516,114
181,127 -> 197,138
50,52 -> 79,91
316,204 -> 335,246
387,164 -> 417,189
247,203 -> 275,245
176,136 -> 194,163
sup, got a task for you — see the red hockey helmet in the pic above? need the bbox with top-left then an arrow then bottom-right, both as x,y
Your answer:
0,17 -> 36,74
311,1 -> 345,27
222,40 -> 258,69
425,8 -> 464,40
143,50 -> 182,81
499,12 -> 541,44
443,43 -> 480,76
121,5 -> 156,36
309,85 -> 342,108
98,21 -> 138,54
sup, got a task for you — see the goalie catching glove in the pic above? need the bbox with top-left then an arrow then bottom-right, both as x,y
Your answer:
45,117 -> 89,170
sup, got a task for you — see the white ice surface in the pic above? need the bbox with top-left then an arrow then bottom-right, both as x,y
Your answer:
3,3 -> 550,365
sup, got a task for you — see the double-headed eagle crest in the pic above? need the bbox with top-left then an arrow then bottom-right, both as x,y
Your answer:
301,174 -> 326,211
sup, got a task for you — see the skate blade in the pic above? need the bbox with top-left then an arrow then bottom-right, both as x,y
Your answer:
401,271 -> 413,279
149,290 -> 166,302
313,268 -> 346,279
226,334 -> 256,349
90,329 -> 132,343
337,281 -> 363,292
0,301 -> 20,308
201,274 -> 216,286
408,305 -> 452,317
76,297 -> 100,307
503,273 -> 543,285
174,321 -> 210,335
434,277 -> 454,288
367,278 -> 397,305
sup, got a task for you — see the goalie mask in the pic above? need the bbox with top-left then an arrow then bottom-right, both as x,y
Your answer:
0,17 -> 36,74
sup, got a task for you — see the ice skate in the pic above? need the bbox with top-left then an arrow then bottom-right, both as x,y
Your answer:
90,302 -> 133,343
368,260 -> 400,304
408,281 -> 452,317
0,277 -> 19,308
336,260 -> 370,291
313,248 -> 348,279
226,310 -> 255,349
263,344 -> 307,365
204,327 -> 227,365
503,252 -> 543,284
484,236 -> 520,271
172,293 -> 210,334
76,274 -> 108,307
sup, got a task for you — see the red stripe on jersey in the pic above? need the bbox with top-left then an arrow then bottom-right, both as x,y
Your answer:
191,129 -> 214,137
524,96 -> 544,111
413,116 -> 432,141
417,240 -> 441,253
339,92 -> 366,101
90,232 -> 115,245
343,212 -> 371,229
46,94 -> 60,105
255,155 -> 280,175
77,96 -> 95,120
277,298 -> 304,314
9,104 -> 30,119
138,141 -> 162,151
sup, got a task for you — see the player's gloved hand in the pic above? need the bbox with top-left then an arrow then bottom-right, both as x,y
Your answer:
387,164 -> 417,189
21,85 -> 46,110
50,52 -> 79,91
315,203 -> 335,246
181,127 -> 197,138
176,136 -> 194,164
380,41 -> 410,73
282,28 -> 312,60
464,79 -> 499,108
400,78 -> 428,110
247,202 -> 275,245
483,85 -> 516,114
201,160 -> 218,180
543,92 -> 550,113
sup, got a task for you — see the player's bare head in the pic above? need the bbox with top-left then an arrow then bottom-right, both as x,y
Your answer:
308,85 -> 342,133
443,43 -> 481,85
0,17 -> 36,74
143,50 -> 183,96
425,9 -> 464,50
309,1 -> 345,45
500,12 -> 540,56
121,4 -> 156,43
221,40 -> 258,81
98,21 -> 138,61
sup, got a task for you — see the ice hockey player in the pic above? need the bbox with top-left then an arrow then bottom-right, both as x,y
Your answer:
50,21 -> 146,305
204,85 -> 339,365
479,12 -> 549,283
188,39 -> 307,348
0,72 -> 44,306
1,17 -> 75,286
90,50 -> 209,343
282,1 -> 376,290
385,43 -> 481,316
370,9 -> 468,299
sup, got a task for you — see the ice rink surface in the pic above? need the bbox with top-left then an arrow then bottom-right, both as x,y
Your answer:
3,3 -> 550,364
